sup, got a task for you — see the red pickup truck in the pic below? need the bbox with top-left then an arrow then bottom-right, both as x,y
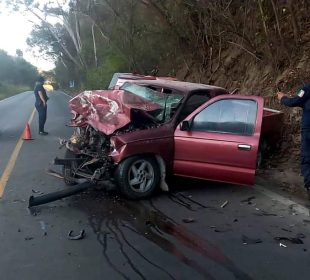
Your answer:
57,79 -> 283,199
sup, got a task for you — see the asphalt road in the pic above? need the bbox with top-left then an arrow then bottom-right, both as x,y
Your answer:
1,91 -> 310,280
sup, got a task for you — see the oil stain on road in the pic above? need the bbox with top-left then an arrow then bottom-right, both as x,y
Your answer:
72,190 -> 252,280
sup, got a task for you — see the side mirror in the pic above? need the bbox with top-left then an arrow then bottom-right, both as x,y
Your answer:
180,120 -> 191,131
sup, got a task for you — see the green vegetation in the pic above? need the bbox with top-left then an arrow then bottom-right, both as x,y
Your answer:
0,50 -> 38,100
6,0 -> 309,94
0,83 -> 31,101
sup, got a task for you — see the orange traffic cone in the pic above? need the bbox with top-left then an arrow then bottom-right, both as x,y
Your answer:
22,123 -> 33,140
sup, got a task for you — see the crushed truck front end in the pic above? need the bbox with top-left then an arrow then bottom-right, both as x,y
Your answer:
55,84 -> 181,199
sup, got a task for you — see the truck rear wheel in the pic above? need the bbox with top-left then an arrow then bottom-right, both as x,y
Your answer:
257,139 -> 268,169
115,155 -> 160,199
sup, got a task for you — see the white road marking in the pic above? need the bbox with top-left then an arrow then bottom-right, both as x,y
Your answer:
0,108 -> 36,198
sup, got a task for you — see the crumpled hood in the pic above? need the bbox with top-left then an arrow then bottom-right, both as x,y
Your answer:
69,90 -> 160,135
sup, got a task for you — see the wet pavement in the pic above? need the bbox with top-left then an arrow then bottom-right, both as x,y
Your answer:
1,92 -> 310,280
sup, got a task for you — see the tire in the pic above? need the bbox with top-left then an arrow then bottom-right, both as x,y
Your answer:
256,139 -> 268,169
62,149 -> 77,186
256,147 -> 263,170
115,155 -> 160,200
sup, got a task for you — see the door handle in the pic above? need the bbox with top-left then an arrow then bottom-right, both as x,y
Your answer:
238,144 -> 252,151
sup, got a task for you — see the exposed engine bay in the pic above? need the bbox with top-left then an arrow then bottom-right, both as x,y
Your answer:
63,118 -> 158,183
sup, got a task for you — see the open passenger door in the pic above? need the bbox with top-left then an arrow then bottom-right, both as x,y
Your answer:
173,95 -> 264,186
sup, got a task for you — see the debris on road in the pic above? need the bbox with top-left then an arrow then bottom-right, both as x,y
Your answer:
274,236 -> 304,244
280,243 -> 287,248
28,182 -> 94,207
32,189 -> 44,195
39,221 -> 47,236
46,169 -> 64,179
296,233 -> 306,239
281,228 -> 293,233
68,230 -> 85,240
27,207 -> 40,216
289,204 -> 298,216
182,218 -> 195,223
241,196 -> 256,204
220,200 -> 229,208
32,189 -> 40,194
242,235 -> 262,245
214,228 -> 232,233
24,237 -> 34,241
254,211 -> 277,216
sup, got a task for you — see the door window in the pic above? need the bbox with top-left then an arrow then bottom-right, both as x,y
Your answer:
177,92 -> 210,122
192,99 -> 257,135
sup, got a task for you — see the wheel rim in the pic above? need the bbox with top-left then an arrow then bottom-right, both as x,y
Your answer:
128,159 -> 155,193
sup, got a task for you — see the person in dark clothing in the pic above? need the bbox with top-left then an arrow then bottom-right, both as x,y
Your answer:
34,76 -> 49,135
277,84 -> 310,200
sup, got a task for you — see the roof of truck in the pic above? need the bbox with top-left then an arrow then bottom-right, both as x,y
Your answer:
129,79 -> 229,94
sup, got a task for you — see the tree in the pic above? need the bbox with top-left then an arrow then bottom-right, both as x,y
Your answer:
0,49 -> 38,87
16,49 -> 24,57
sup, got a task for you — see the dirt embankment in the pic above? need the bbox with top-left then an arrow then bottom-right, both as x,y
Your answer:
175,42 -> 310,197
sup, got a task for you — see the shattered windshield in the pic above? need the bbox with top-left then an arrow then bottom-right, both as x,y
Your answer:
120,82 -> 183,122
108,73 -> 120,89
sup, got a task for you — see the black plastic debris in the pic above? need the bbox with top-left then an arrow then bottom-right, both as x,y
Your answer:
182,218 -> 195,223
68,230 -> 85,240
281,228 -> 293,233
274,236 -> 304,244
254,211 -> 277,216
25,237 -> 34,241
242,235 -> 262,245
29,182 -> 94,207
214,227 -> 232,233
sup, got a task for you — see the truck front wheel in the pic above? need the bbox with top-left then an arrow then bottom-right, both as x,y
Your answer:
115,155 -> 160,199
62,149 -> 78,186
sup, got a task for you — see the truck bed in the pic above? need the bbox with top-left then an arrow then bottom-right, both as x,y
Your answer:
261,108 -> 284,148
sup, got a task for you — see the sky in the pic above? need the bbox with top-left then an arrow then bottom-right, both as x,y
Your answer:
0,4 -> 55,71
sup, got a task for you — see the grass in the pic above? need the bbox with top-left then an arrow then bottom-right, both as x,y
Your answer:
0,83 -> 31,101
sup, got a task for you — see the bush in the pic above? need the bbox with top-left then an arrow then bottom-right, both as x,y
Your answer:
0,82 -> 31,101
85,49 -> 125,90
